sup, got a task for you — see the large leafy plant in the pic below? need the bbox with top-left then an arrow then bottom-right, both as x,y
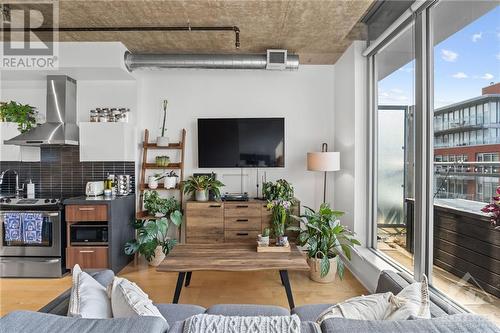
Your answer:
144,190 -> 182,218
0,101 -> 38,133
182,175 -> 225,199
289,203 -> 360,279
262,179 -> 294,201
124,217 -> 181,261
263,179 -> 295,237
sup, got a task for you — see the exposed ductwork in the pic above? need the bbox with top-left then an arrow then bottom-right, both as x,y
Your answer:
124,51 -> 299,71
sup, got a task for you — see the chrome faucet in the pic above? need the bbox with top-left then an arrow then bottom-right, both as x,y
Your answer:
0,169 -> 24,198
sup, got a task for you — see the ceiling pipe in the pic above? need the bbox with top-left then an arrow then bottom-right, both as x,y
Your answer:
124,52 -> 299,71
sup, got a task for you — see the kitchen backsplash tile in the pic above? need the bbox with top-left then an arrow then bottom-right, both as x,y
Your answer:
0,146 -> 134,198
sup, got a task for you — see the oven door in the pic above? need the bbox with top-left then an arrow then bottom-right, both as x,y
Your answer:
0,210 -> 61,257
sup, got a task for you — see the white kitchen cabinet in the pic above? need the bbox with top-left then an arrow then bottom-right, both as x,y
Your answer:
79,122 -> 136,161
0,122 -> 41,161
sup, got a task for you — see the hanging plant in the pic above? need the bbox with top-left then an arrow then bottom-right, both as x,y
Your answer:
0,101 -> 38,133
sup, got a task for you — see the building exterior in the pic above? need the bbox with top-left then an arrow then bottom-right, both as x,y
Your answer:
434,83 -> 500,202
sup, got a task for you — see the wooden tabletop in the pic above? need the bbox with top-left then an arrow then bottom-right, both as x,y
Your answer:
156,243 -> 310,272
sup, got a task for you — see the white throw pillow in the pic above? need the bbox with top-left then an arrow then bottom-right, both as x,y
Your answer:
385,275 -> 431,320
108,276 -> 166,322
67,264 -> 112,318
317,292 -> 395,323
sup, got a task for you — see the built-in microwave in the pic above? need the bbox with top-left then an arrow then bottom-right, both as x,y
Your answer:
70,223 -> 108,246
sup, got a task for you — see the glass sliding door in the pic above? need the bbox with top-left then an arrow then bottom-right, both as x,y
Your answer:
374,22 -> 416,273
430,1 -> 500,323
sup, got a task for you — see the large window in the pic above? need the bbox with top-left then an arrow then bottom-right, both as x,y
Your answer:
369,0 -> 499,324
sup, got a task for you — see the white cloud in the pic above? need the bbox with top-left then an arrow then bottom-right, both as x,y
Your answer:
452,72 -> 468,79
472,32 -> 482,42
441,49 -> 458,62
481,73 -> 494,80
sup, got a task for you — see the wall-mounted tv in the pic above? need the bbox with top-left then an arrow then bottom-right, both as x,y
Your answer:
198,118 -> 285,168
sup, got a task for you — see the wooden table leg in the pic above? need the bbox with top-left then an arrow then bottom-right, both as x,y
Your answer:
279,270 -> 295,310
173,272 -> 186,303
185,271 -> 192,287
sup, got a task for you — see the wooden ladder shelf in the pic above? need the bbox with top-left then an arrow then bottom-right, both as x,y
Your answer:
137,128 -> 186,220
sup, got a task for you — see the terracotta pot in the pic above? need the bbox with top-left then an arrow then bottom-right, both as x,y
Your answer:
195,190 -> 209,201
307,256 -> 338,283
157,136 -> 169,147
148,246 -> 166,266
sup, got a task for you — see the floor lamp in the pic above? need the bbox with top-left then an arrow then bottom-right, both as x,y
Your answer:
307,143 -> 340,203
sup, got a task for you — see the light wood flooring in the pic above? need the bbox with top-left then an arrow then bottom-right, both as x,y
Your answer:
0,259 -> 366,316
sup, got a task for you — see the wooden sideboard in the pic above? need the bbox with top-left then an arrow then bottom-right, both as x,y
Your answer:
185,199 -> 299,244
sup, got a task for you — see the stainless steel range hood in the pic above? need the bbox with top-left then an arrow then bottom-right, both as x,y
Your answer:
4,75 -> 78,146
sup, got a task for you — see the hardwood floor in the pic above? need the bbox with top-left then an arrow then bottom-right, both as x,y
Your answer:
0,259 -> 367,316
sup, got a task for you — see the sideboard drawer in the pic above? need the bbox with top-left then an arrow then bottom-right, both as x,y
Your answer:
66,205 -> 108,222
224,203 -> 261,218
225,217 -> 261,231
224,230 -> 260,243
186,202 -> 224,243
66,246 -> 108,269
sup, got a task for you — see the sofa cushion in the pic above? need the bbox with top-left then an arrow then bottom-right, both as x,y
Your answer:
155,303 -> 206,326
292,304 -> 335,322
320,314 -> 499,333
206,304 -> 289,316
0,310 -> 169,333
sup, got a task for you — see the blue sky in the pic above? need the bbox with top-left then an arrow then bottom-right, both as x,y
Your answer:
379,5 -> 500,108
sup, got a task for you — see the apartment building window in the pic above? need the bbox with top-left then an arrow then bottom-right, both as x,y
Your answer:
368,0 -> 499,322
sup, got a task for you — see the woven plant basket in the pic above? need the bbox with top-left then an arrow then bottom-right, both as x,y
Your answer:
148,246 -> 166,266
307,255 -> 338,283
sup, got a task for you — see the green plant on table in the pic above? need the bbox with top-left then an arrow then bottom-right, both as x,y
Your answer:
0,101 -> 38,133
262,179 -> 294,202
124,217 -> 181,261
262,227 -> 271,237
289,203 -> 360,279
143,190 -> 182,220
181,175 -> 225,199
263,179 -> 295,238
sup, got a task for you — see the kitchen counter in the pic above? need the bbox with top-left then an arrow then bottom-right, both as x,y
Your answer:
63,194 -> 135,205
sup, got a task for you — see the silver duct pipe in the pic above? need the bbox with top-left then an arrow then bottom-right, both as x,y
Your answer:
124,51 -> 299,71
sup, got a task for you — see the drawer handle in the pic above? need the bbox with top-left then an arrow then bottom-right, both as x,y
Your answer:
79,250 -> 95,253
78,207 -> 95,211
209,205 -> 221,208
236,219 -> 248,222
236,232 -> 249,236
236,205 -> 248,208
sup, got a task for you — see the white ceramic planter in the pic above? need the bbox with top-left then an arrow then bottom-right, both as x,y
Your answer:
164,176 -> 177,189
148,246 -> 166,266
157,136 -> 169,147
195,190 -> 209,201
258,235 -> 270,246
148,176 -> 159,189
307,256 -> 338,283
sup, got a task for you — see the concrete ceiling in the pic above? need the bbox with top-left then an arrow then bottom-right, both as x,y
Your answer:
4,0 -> 375,64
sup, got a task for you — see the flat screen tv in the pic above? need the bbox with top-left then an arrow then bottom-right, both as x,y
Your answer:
198,118 -> 284,168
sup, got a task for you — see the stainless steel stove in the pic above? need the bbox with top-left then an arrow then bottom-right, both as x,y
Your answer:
0,197 -> 66,277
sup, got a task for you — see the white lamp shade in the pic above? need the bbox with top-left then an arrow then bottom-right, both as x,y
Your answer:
307,151 -> 340,171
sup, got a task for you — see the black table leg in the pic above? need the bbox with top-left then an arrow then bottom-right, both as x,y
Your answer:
173,272 -> 186,303
279,270 -> 295,310
185,272 -> 192,287
280,272 -> 285,286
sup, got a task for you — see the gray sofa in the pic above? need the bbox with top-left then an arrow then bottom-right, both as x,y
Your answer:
1,270 -> 498,333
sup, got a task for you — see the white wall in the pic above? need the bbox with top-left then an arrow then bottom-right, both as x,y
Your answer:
135,66 -> 335,209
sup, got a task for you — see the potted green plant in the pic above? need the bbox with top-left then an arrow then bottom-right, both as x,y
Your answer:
258,227 -> 271,247
148,173 -> 165,189
155,155 -> 170,167
289,203 -> 360,283
157,99 -> 169,146
182,175 -> 224,201
124,215 -> 182,266
164,171 -> 178,189
0,101 -> 38,133
143,190 -> 181,218
263,179 -> 295,245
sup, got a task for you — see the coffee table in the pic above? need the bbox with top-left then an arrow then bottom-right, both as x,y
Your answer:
156,243 -> 309,309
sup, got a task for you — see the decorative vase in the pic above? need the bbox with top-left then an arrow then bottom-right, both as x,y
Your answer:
157,136 -> 169,147
148,246 -> 166,266
148,176 -> 159,189
276,235 -> 288,246
307,256 -> 338,283
155,156 -> 170,167
195,190 -> 209,201
164,176 -> 177,189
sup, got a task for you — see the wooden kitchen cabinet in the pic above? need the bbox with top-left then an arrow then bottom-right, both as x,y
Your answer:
66,204 -> 108,222
66,246 -> 108,269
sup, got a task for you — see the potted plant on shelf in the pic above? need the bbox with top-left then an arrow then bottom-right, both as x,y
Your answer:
181,175 -> 225,202
263,179 -> 295,245
148,173 -> 165,189
288,203 -> 360,283
157,99 -> 169,146
0,101 -> 38,133
164,171 -> 179,189
143,190 -> 182,218
155,155 -> 170,167
258,227 -> 271,247
124,215 -> 182,266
